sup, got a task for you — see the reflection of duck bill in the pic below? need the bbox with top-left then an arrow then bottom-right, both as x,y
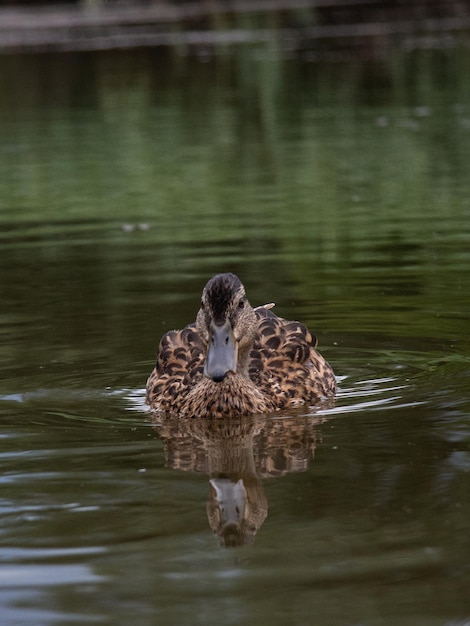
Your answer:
209,478 -> 250,548
210,478 -> 247,525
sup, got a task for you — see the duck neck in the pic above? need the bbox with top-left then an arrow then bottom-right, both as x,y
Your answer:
236,340 -> 253,380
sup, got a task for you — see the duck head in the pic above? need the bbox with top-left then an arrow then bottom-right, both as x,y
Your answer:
196,273 -> 257,383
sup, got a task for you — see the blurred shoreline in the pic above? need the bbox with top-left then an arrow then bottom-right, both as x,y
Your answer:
0,0 -> 469,57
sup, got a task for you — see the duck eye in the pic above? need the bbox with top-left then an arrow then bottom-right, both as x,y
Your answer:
238,298 -> 245,309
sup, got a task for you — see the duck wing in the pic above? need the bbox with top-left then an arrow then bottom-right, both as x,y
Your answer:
146,323 -> 204,409
249,307 -> 335,406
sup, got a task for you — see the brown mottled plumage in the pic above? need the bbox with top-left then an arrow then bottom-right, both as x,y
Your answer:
146,273 -> 336,417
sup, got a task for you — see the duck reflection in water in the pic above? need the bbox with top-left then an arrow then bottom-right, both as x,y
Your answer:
151,410 -> 332,547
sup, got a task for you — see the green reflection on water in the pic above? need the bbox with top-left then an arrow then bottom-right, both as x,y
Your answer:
1,47 -> 469,347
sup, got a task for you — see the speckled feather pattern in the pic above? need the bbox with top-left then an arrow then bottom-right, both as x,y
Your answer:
146,307 -> 336,418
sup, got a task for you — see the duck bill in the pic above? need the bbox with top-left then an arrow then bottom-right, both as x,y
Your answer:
204,320 -> 238,382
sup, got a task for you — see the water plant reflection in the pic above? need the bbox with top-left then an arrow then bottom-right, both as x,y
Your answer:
151,410 -> 332,547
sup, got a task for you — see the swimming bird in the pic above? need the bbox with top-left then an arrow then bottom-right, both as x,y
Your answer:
146,273 -> 336,417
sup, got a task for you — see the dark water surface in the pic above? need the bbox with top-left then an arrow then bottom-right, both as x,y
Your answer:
0,46 -> 469,625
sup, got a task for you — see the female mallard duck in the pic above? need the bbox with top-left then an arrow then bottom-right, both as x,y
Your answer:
146,273 -> 336,417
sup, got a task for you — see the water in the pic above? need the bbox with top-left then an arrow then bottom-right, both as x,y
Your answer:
0,45 -> 469,625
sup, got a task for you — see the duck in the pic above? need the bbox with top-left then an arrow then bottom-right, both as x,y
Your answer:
146,272 -> 336,417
